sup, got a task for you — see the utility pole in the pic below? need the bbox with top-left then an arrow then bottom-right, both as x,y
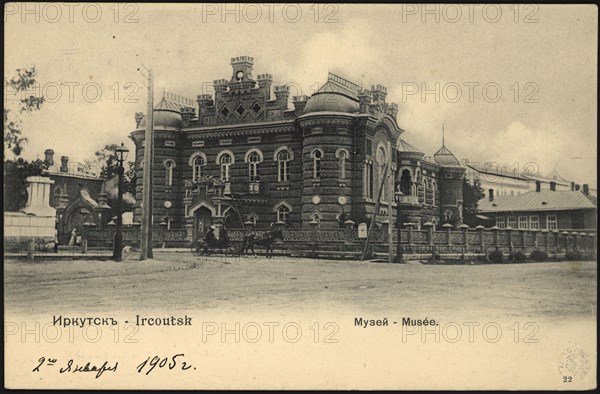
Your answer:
140,68 -> 154,260
387,141 -> 394,263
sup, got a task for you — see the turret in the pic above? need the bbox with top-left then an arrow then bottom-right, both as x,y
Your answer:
257,74 -> 273,100
293,95 -> 309,116
358,89 -> 372,113
274,85 -> 289,110
371,84 -> 387,105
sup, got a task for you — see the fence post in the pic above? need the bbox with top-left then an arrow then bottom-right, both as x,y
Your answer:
521,228 -> 527,252
443,223 -> 453,252
507,227 -> 514,261
542,229 -> 549,254
491,226 -> 500,259
562,231 -> 570,255
405,222 -> 415,254
590,233 -> 596,260
27,238 -> 35,261
459,224 -> 469,261
422,222 -> 433,259
579,232 -> 587,256
476,225 -> 485,257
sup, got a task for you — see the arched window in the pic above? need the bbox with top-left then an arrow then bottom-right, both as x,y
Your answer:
276,204 -> 290,223
164,160 -> 175,186
400,169 -> 412,196
54,187 -> 62,196
248,151 -> 261,182
311,212 -> 322,222
336,149 -> 348,179
277,150 -> 290,182
421,178 -> 427,204
219,153 -> 233,182
364,160 -> 374,199
312,149 -> 322,179
247,214 -> 258,226
192,155 -> 205,181
432,181 -> 437,206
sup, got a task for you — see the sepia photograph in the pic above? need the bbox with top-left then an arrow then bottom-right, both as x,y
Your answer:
3,3 -> 597,390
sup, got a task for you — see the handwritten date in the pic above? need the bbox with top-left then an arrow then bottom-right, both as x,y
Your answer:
136,354 -> 194,375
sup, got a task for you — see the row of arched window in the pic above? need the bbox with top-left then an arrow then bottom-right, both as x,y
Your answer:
182,147 -> 350,185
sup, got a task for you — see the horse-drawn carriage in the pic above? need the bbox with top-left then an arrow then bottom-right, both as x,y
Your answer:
191,227 -> 283,258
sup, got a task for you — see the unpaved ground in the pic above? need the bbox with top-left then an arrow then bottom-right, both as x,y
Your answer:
4,252 -> 597,322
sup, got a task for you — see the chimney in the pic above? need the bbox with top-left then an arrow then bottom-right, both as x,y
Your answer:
575,184 -> 581,191
583,184 -> 589,195
257,74 -> 273,100
371,84 -> 387,105
550,181 -> 556,192
292,95 -> 309,115
488,189 -> 494,201
135,112 -> 144,128
60,156 -> 69,172
358,89 -> 372,113
180,106 -> 196,125
535,181 -> 541,192
196,94 -> 213,125
44,149 -> 54,165
274,85 -> 289,110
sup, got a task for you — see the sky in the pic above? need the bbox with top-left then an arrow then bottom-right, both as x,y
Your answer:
4,3 -> 597,187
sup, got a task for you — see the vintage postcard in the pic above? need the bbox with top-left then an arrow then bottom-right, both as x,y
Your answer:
4,3 -> 597,390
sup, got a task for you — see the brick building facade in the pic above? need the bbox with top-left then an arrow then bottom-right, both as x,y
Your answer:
130,56 -> 466,241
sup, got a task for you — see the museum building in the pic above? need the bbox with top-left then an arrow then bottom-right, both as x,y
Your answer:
130,56 -> 466,240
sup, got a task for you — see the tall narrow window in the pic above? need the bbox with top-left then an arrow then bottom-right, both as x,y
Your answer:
496,217 -> 506,229
248,152 -> 260,182
220,153 -> 233,182
432,181 -> 437,206
338,150 -> 347,179
192,155 -> 205,181
507,216 -> 517,229
277,150 -> 290,182
546,215 -> 557,230
529,216 -> 539,230
164,160 -> 175,186
364,161 -> 374,199
312,149 -> 322,179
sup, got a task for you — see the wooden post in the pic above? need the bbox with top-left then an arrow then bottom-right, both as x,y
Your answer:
140,68 -> 154,260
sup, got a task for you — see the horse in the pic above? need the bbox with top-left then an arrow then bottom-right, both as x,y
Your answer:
242,229 -> 283,258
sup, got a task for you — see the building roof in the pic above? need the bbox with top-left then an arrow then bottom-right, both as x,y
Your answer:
466,163 -> 530,181
396,137 -> 423,154
433,144 -> 460,166
139,96 -> 183,129
303,73 -> 360,114
479,190 -> 597,213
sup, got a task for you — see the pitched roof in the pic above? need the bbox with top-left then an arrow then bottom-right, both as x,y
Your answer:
433,145 -> 460,166
396,137 -> 423,154
155,96 -> 184,112
479,190 -> 597,213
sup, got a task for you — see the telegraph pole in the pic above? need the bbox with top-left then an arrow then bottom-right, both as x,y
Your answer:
387,141 -> 394,263
140,68 -> 154,260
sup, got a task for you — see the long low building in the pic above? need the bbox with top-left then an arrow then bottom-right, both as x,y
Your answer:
478,189 -> 597,230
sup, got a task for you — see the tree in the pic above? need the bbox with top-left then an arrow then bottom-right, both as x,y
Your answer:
86,144 -> 137,220
91,144 -> 136,195
4,66 -> 45,157
462,177 -> 485,227
3,158 -> 48,211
